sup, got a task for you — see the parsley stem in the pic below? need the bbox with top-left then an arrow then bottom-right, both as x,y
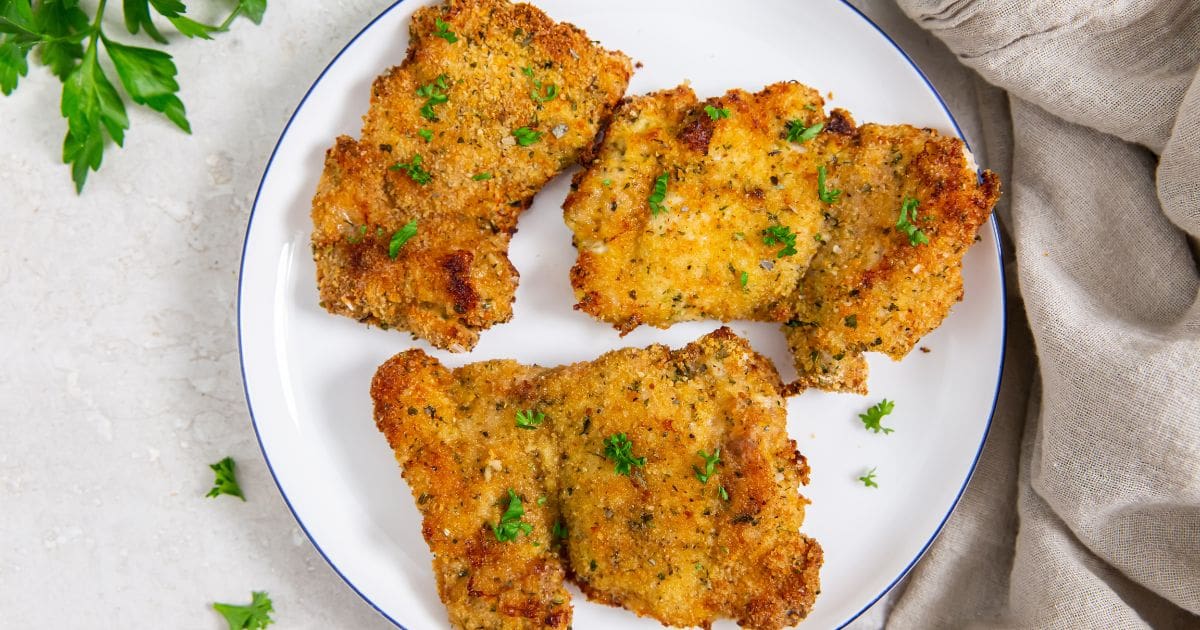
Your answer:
218,6 -> 244,32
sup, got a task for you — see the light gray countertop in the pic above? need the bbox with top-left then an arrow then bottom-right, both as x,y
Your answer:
0,1 -> 990,627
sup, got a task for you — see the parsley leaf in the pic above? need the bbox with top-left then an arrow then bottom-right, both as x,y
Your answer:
515,409 -> 544,429
103,39 -> 190,132
512,126 -> 542,146
472,172 -> 493,181
603,433 -> 646,476
895,197 -> 929,246
859,399 -> 895,434
648,172 -> 669,215
762,225 -> 798,258
740,271 -> 748,288
62,41 -> 130,193
521,65 -> 557,103
433,17 -> 457,43
388,220 -> 418,259
844,314 -> 857,328
552,520 -> 568,539
213,591 -> 274,630
859,467 -> 879,488
390,153 -> 431,185
786,119 -> 823,143
817,165 -> 841,204
704,104 -> 730,120
206,456 -> 245,501
718,485 -> 729,501
492,488 -> 533,542
416,74 -> 450,120
0,38 -> 30,96
693,448 -> 720,484
417,128 -> 432,142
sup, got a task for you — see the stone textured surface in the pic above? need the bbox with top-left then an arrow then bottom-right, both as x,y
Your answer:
0,1 -> 989,627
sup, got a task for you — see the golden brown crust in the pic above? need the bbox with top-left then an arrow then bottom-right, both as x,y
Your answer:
313,0 -> 632,351
564,82 -> 1001,392
370,328 -> 822,629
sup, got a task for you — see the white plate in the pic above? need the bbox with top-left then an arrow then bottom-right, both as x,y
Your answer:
238,0 -> 1006,627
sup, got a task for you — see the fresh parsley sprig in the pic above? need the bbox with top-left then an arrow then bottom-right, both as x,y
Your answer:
859,467 -> 879,488
0,0 -> 267,192
492,488 -> 533,542
206,456 -> 245,501
432,17 -> 456,43
515,409 -> 544,430
817,164 -> 841,204
859,399 -> 895,434
213,590 -> 274,630
762,224 -> 797,258
648,172 -> 669,215
603,433 -> 645,476
895,197 -> 929,246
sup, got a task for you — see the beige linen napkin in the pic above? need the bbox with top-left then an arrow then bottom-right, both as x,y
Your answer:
850,1 -> 1200,628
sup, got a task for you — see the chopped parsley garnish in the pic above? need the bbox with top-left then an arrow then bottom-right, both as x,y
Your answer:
347,224 -> 368,244
472,172 -> 493,181
895,197 -> 929,246
693,448 -> 721,484
648,172 -> 670,215
740,271 -> 749,288
416,74 -> 450,120
418,128 -> 433,142
786,119 -> 823,143
718,485 -> 729,501
859,399 -> 895,434
390,154 -> 431,185
859,467 -> 879,488
844,314 -> 857,328
492,489 -> 533,542
213,591 -> 274,630
601,178 -> 612,186
817,165 -> 841,203
521,66 -> 559,103
388,220 -> 418,259
433,17 -> 458,43
704,105 -> 730,120
603,433 -> 646,476
512,126 -> 542,146
552,521 -> 568,539
515,409 -> 544,430
206,457 -> 245,501
762,225 -> 798,258
803,103 -> 818,111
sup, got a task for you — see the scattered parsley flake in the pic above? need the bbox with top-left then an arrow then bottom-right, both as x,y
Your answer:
346,224 -> 368,244
433,17 -> 458,43
388,220 -> 418,259
416,74 -> 450,120
601,178 -> 612,186
603,433 -> 646,476
417,128 -> 433,142
515,409 -> 544,430
472,172 -> 493,181
537,496 -> 547,506
859,467 -> 879,488
492,489 -> 533,542
512,126 -> 542,146
390,154 -> 431,185
804,103 -> 817,111
817,165 -> 841,203
844,314 -> 857,328
786,119 -> 823,143
762,225 -> 798,258
648,172 -> 669,215
859,399 -> 895,434
693,448 -> 721,484
895,197 -> 929,246
718,485 -> 729,501
213,591 -> 274,630
206,457 -> 245,501
704,104 -> 730,120
552,520 -> 568,539
740,271 -> 749,288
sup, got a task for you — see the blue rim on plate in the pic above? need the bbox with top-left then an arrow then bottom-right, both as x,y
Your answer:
236,1 -> 1008,627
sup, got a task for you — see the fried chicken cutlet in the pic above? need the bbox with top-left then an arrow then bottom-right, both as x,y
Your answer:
313,0 -> 631,351
564,82 -> 1000,393
371,328 -> 822,629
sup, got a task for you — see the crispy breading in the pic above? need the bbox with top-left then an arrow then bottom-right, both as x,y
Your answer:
370,328 -> 822,629
564,84 -> 827,332
313,0 -> 632,351
564,82 -> 1000,393
372,352 -> 570,629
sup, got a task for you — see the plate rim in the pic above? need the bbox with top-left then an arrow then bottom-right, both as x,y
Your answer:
235,1 -> 1008,627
